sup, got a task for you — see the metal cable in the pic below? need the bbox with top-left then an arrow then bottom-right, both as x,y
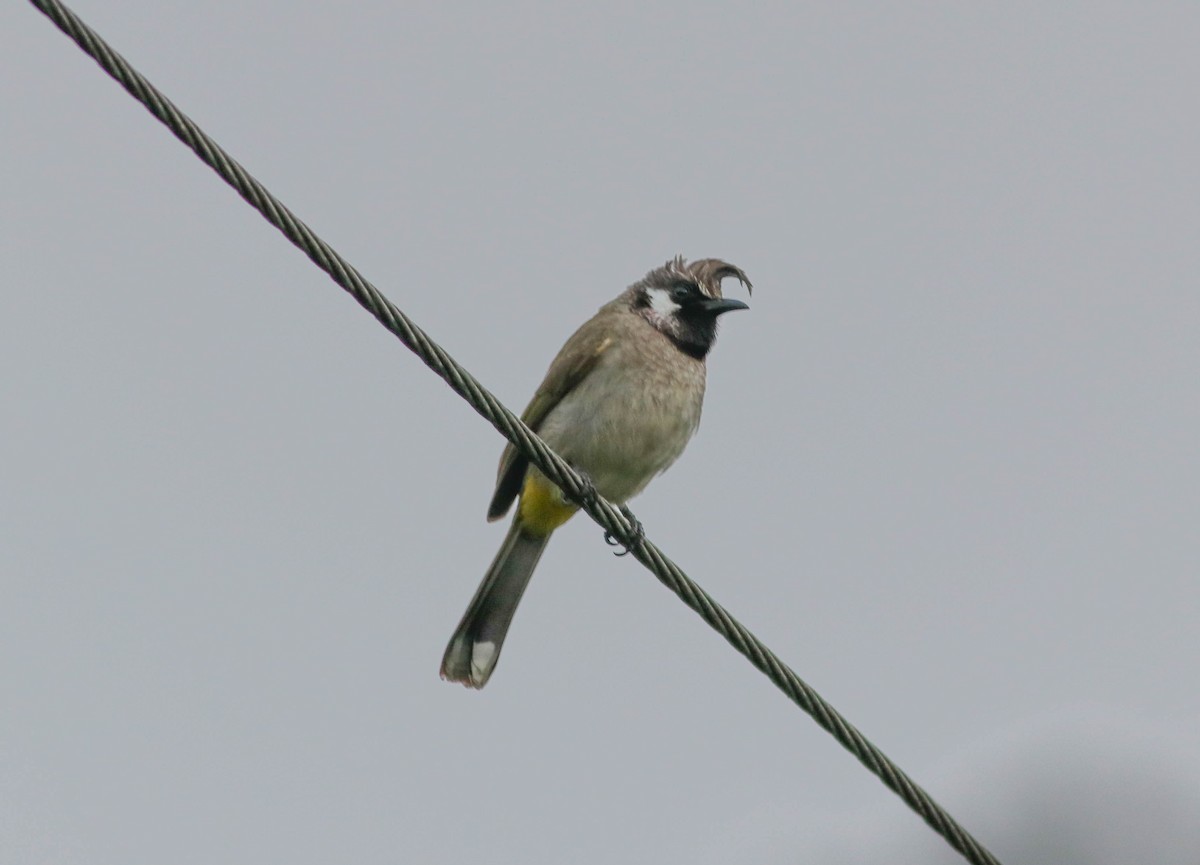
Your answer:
26,2 -> 1001,863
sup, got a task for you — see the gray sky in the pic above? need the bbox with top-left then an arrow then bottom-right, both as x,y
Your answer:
4,2 -> 1199,863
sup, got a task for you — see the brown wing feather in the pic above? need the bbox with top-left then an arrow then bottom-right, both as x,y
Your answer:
486,318 -> 615,521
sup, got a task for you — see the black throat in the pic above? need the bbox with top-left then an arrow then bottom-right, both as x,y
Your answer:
667,332 -> 711,360
668,306 -> 720,360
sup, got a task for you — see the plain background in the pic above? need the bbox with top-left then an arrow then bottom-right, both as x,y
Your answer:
4,2 -> 1199,863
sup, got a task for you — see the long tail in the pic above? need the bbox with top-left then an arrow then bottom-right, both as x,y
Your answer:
440,518 -> 552,688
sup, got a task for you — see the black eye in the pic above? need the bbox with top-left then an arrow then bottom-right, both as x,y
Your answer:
671,283 -> 696,302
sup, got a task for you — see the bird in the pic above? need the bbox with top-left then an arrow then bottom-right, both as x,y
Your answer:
440,256 -> 751,688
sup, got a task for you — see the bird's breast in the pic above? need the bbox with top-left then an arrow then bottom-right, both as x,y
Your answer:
536,341 -> 706,504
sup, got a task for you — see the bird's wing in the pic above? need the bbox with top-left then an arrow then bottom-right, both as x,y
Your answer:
487,318 -> 615,521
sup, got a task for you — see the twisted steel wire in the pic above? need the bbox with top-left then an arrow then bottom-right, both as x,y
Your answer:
27,2 -> 1001,863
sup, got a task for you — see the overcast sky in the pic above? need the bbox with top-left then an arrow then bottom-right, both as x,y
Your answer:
4,3 -> 1199,864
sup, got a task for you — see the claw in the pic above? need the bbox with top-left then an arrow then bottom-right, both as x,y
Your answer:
604,505 -> 645,557
571,470 -> 598,509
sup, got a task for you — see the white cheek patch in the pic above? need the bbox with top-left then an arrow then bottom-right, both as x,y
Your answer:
646,287 -> 681,318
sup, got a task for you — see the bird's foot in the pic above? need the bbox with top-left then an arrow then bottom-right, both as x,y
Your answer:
604,505 -> 645,557
569,469 -> 599,509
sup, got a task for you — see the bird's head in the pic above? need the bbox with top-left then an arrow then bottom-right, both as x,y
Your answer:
631,256 -> 752,359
